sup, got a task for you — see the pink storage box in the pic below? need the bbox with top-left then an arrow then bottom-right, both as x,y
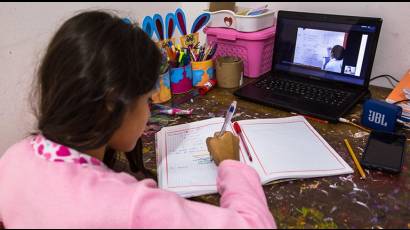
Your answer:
204,26 -> 276,78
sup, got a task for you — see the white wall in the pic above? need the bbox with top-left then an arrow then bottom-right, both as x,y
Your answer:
1,2 -> 409,156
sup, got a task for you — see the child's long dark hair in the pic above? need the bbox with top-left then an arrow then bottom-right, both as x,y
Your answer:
33,10 -> 161,153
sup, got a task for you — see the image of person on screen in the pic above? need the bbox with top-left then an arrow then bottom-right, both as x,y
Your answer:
323,45 -> 344,73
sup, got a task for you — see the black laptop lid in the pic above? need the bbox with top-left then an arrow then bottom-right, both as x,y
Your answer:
272,11 -> 382,89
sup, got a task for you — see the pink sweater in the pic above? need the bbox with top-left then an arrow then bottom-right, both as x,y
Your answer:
0,137 -> 276,228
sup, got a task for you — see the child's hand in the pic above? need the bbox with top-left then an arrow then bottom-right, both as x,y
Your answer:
206,131 -> 240,166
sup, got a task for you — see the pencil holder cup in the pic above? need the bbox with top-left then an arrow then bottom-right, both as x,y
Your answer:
191,59 -> 215,87
170,64 -> 193,94
151,70 -> 171,104
216,56 -> 243,88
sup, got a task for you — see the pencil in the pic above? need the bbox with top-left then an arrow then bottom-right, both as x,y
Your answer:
344,139 -> 366,179
338,118 -> 370,133
347,121 -> 371,133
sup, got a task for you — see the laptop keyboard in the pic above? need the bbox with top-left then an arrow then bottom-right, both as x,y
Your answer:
255,78 -> 351,107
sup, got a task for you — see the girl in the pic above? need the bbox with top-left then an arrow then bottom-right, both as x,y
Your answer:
0,10 -> 276,228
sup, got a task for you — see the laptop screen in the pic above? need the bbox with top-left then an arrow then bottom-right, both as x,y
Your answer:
273,12 -> 382,86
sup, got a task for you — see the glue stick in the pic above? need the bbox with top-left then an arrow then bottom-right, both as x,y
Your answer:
198,79 -> 217,95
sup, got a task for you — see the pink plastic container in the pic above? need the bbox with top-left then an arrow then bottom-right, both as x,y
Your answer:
204,26 -> 276,78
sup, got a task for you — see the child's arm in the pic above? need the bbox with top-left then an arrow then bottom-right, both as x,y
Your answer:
130,160 -> 276,228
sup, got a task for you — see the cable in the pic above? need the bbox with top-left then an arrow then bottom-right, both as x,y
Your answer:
338,117 -> 371,132
369,74 -> 400,83
386,77 -> 396,88
370,74 -> 399,88
393,99 -> 410,105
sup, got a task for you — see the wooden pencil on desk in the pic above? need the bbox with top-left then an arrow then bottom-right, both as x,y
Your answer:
344,139 -> 366,179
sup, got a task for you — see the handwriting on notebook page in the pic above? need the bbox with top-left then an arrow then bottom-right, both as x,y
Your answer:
165,122 -> 232,188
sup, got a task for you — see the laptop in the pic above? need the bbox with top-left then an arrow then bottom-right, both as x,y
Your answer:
234,11 -> 383,122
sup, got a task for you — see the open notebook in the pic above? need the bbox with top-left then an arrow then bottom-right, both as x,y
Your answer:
155,116 -> 353,198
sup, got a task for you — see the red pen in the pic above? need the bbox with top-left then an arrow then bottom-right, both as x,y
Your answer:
233,122 -> 253,162
290,112 -> 328,124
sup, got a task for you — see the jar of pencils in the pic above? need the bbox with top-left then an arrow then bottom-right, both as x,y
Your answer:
190,43 -> 217,87
170,64 -> 193,94
191,59 -> 214,87
151,70 -> 171,103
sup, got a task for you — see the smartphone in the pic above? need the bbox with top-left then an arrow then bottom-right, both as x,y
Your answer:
361,130 -> 406,174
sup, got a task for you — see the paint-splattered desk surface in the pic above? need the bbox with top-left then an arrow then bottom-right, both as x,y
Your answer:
118,83 -> 410,229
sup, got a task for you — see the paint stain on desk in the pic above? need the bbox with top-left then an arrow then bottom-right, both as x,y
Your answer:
352,198 -> 370,211
353,131 -> 369,139
294,207 -> 338,229
299,180 -> 321,194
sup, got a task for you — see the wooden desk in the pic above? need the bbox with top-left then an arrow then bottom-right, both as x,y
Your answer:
113,84 -> 409,229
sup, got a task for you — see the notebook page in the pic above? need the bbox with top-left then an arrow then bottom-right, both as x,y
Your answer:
237,116 -> 353,183
157,117 -> 231,196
